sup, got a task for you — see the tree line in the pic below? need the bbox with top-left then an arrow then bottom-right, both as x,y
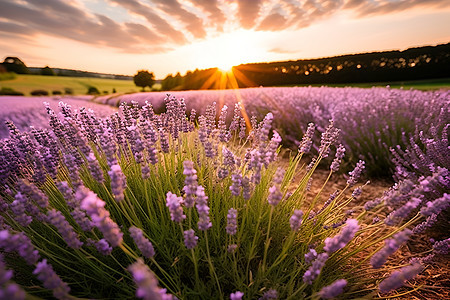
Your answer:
161,42 -> 450,90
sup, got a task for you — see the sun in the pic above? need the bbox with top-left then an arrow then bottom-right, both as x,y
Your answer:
194,29 -> 266,71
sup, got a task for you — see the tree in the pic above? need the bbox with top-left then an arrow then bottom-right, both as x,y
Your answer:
1,57 -> 29,74
41,66 -> 55,76
133,70 -> 155,91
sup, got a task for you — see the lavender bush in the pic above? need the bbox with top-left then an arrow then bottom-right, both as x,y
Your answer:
0,96 -> 443,299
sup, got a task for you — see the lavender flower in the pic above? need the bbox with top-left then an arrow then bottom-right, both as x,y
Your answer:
299,123 -> 315,153
87,152 -> 104,183
319,279 -> 347,299
259,289 -> 278,299
304,248 -> 317,265
330,144 -> 346,172
290,210 -> 304,231
130,226 -> 155,259
230,173 -> 243,196
10,192 -> 32,226
47,209 -> 83,249
318,120 -> 340,158
33,259 -> 71,299
183,229 -> 198,249
94,239 -> 113,255
226,208 -> 238,235
371,229 -> 412,268
108,164 -> 127,202
0,282 -> 25,300
227,244 -> 238,253
303,253 -> 329,284
347,160 -> 365,187
268,185 -> 282,206
379,262 -> 423,293
420,193 -> 450,216
230,291 -> 244,300
0,230 -> 40,265
413,213 -> 438,234
128,258 -> 175,300
323,219 -> 359,254
385,197 -> 422,225
432,238 -> 450,255
166,192 -> 186,223
80,191 -> 123,247
182,161 -> 198,208
196,186 -> 212,231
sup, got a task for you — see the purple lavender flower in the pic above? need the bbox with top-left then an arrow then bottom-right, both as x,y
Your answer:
385,197 -> 422,225
318,120 -> 340,158
268,185 -> 283,206
432,238 -> 450,255
230,291 -> 244,300
371,229 -> 412,268
196,186 -> 212,231
304,248 -> 317,265
80,191 -> 123,247
130,226 -> 155,259
230,173 -> 243,196
94,239 -> 113,255
33,259 -> 71,299
265,130 -> 282,165
330,144 -> 346,172
182,160 -> 198,208
347,160 -> 365,187
259,289 -> 278,300
226,208 -> 238,235
166,192 -> 186,223
420,193 -> 450,216
323,219 -> 359,254
0,281 -> 25,300
87,152 -> 104,183
71,207 -> 94,232
0,230 -> 40,265
319,279 -> 347,299
108,164 -> 127,202
303,253 -> 329,284
47,209 -> 83,249
227,244 -> 238,253
379,262 -> 423,293
128,259 -> 175,300
242,176 -> 252,200
299,123 -> 315,153
183,229 -> 198,249
413,214 -> 437,234
10,192 -> 32,226
290,209 -> 304,231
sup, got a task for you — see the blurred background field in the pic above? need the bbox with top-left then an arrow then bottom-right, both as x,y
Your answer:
0,74 -> 143,96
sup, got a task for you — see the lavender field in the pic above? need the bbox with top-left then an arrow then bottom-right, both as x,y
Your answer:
0,87 -> 448,299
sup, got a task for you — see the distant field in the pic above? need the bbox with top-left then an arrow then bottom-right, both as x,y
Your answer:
281,77 -> 450,90
0,74 -> 145,96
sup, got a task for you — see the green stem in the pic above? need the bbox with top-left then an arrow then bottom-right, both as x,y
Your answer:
204,232 -> 222,298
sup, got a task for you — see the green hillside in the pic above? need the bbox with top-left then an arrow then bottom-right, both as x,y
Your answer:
0,74 -> 142,96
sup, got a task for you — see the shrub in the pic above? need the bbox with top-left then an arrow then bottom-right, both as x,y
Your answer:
30,89 -> 49,96
0,97 -> 446,299
64,88 -> 73,95
87,86 -> 100,95
0,87 -> 24,96
52,90 -> 62,95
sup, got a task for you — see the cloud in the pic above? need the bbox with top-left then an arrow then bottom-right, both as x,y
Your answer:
268,47 -> 300,54
257,12 -> 289,31
0,0 -> 448,54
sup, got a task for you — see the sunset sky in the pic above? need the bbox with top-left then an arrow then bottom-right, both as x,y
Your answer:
0,0 -> 449,79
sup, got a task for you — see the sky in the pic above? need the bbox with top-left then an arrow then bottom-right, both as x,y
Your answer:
0,0 -> 449,79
